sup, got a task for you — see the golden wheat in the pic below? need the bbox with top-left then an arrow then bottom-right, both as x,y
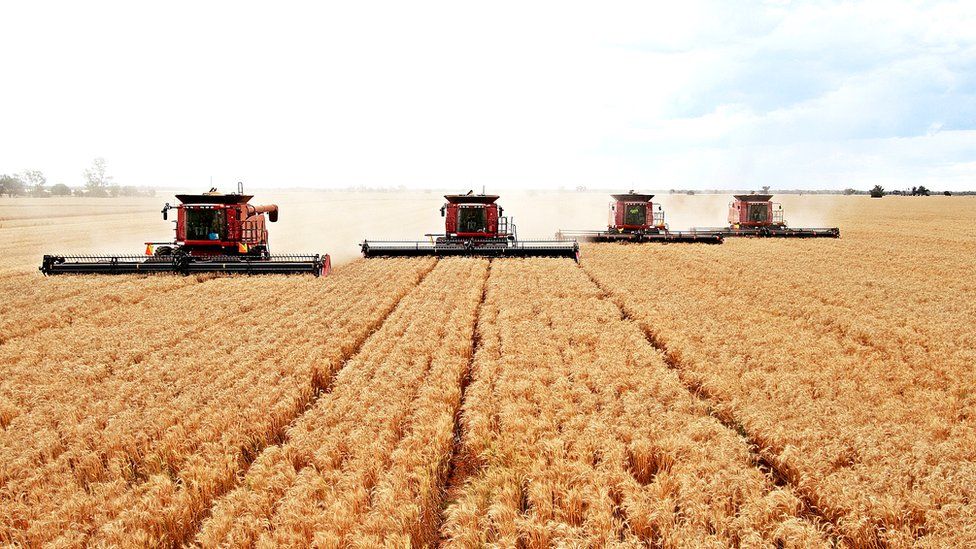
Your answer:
0,258 -> 435,546
197,258 -> 487,547
3,193 -> 975,547
581,196 -> 976,547
440,258 -> 829,547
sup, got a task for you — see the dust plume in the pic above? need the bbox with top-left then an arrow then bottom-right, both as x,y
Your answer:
264,191 -> 445,265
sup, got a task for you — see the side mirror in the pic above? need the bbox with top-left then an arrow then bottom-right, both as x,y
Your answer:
440,205 -> 446,217
161,203 -> 170,220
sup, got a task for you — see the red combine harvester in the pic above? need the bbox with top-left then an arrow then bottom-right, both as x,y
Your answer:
694,194 -> 840,238
40,184 -> 331,276
556,191 -> 723,244
361,191 -> 579,260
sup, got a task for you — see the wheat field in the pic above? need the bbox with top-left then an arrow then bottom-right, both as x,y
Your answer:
1,193 -> 974,547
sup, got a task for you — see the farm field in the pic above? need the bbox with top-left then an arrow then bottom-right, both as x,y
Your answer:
580,196 -> 976,547
1,192 -> 975,546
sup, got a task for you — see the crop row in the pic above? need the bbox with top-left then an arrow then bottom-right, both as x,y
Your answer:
440,259 -> 829,547
581,238 -> 976,547
197,258 -> 488,547
0,257 -> 435,546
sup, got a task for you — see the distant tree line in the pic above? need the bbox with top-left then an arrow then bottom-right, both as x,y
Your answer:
867,185 -> 969,197
666,186 -> 973,197
0,158 -> 155,198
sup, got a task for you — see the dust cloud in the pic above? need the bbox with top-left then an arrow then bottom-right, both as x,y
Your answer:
267,191 -> 445,265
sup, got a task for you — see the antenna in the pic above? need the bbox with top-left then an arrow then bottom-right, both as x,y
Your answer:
482,185 -> 485,195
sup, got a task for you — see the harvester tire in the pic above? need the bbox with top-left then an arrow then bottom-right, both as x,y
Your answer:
154,246 -> 174,257
173,252 -> 191,275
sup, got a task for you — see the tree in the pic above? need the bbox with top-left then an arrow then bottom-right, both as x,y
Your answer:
21,169 -> 47,196
84,157 -> 113,196
761,185 -> 771,193
870,185 -> 884,198
0,174 -> 26,197
50,183 -> 72,196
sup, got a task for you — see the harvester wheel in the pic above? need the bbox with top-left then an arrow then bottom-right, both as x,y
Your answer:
173,251 -> 191,275
154,245 -> 174,257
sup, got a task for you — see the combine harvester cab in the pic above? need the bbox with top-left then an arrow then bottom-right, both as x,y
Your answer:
361,191 -> 579,261
40,185 -> 331,276
694,194 -> 840,238
556,191 -> 723,244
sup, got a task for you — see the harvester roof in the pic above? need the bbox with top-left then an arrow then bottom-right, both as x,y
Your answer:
175,193 -> 254,205
733,194 -> 773,202
611,192 -> 655,202
444,193 -> 499,204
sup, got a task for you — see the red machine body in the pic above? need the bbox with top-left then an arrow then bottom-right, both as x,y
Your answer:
609,193 -> 665,231
441,194 -> 511,239
727,194 -> 784,228
162,192 -> 278,257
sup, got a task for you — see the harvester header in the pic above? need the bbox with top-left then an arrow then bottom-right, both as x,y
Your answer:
41,184 -> 331,276
361,191 -> 579,260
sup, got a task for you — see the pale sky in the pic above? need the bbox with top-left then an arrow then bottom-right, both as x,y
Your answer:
2,1 -> 974,191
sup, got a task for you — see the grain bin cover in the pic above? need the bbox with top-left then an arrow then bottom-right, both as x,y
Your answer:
611,193 -> 655,203
733,194 -> 773,203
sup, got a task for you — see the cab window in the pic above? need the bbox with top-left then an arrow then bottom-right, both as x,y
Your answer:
747,203 -> 768,222
186,209 -> 225,240
458,206 -> 487,232
624,204 -> 646,226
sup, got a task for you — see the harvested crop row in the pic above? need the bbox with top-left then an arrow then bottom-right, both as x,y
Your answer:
0,198 -> 159,223
196,258 -> 488,547
0,258 -> 435,547
0,214 -> 164,276
440,259 -> 829,547
581,239 -> 976,547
